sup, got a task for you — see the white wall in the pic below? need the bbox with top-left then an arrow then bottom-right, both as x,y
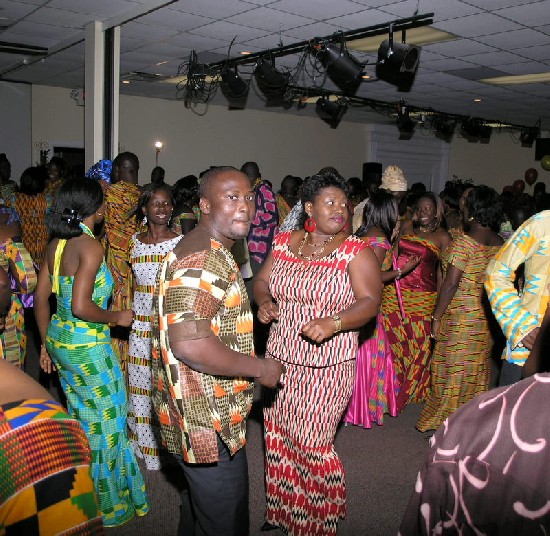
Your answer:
31,85 -> 85,165
0,81 -> 32,182
119,94 -> 369,186
449,130 -> 545,195
29,85 -> 549,193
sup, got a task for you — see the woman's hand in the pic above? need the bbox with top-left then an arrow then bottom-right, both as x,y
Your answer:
257,300 -> 279,324
39,345 -> 56,374
430,318 -> 441,340
301,316 -> 338,343
115,309 -> 133,327
402,254 -> 421,275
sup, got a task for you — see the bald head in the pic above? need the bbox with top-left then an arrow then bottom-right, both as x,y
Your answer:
199,166 -> 246,200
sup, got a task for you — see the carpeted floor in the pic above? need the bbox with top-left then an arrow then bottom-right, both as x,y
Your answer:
26,336 -> 432,535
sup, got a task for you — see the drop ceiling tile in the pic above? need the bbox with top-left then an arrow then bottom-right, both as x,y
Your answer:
24,7 -> 94,28
515,44 -> 550,61
165,32 -> 230,52
282,21 -> 347,40
436,12 -> 522,38
476,28 -> 550,50
328,8 -> 394,30
426,39 -> 495,58
188,20 -> 267,42
46,0 -> 140,18
270,0 -> 365,19
137,9 -> 213,31
466,0 -> 539,9
121,21 -> 181,40
463,50 -> 531,67
0,1 -> 40,20
171,0 -> 261,19
496,2 -> 550,28
225,6 -> 315,32
499,61 -> 549,75
2,20 -> 81,40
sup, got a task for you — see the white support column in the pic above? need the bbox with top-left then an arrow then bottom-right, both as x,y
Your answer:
84,21 -> 105,170
110,26 -> 121,159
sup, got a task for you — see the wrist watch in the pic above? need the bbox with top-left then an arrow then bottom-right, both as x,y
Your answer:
332,314 -> 342,333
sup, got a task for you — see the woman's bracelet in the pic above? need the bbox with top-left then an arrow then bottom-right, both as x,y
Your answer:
396,267 -> 402,280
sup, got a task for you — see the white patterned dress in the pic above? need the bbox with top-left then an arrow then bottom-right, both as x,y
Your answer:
127,233 -> 183,469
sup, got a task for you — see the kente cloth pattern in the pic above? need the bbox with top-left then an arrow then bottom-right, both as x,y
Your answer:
151,238 -> 254,464
248,179 -> 279,264
417,234 -> 501,431
344,236 -> 399,428
46,224 -> 149,527
266,231 -> 367,367
399,373 -> 550,536
276,193 -> 291,226
383,234 -> 440,410
103,181 -> 141,371
0,398 -> 103,535
8,192 -> 51,268
0,237 -> 37,367
127,233 -> 183,470
44,177 -> 64,196
264,360 -> 355,536
486,210 -> 550,366
263,231 -> 367,535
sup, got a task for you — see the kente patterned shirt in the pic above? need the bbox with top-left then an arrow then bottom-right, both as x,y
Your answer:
248,180 -> 279,264
151,237 -> 254,464
485,210 -> 550,365
399,373 -> 550,535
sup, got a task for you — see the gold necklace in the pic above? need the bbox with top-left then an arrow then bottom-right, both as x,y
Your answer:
297,232 -> 336,261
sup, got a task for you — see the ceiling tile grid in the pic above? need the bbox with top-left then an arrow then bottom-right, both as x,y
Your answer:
0,0 -> 549,127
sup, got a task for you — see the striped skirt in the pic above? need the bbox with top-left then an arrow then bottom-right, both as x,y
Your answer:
263,358 -> 355,535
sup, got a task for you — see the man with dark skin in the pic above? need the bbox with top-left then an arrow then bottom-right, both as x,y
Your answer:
152,166 -> 283,536
103,152 -> 141,370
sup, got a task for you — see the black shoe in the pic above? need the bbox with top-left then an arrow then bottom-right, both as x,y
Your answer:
260,521 -> 278,531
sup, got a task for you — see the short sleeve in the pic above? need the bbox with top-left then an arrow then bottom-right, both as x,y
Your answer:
164,249 -> 233,342
444,235 -> 470,272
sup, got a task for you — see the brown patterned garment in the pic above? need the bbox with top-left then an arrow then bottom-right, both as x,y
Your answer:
400,373 -> 550,535
151,235 -> 254,464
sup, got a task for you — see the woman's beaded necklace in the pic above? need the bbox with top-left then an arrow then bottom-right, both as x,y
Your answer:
297,232 -> 336,261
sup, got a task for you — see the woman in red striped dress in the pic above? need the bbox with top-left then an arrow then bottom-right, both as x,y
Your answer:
254,169 -> 383,535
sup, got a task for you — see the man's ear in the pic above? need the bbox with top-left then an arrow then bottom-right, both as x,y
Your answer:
199,197 -> 210,214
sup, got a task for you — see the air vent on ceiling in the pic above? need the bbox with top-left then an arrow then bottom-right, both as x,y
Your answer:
0,40 -> 47,56
122,71 -> 171,82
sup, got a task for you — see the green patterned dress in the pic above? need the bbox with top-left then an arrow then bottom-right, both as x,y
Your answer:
45,223 -> 149,527
0,237 -> 37,367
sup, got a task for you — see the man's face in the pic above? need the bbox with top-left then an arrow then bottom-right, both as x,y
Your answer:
201,170 -> 256,241
117,159 -> 138,184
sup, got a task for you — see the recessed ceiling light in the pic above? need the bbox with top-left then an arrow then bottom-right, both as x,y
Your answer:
480,72 -> 550,85
348,26 -> 457,53
361,74 -> 371,79
474,98 -> 482,102
156,60 -> 168,66
240,51 -> 251,55
122,80 -> 130,84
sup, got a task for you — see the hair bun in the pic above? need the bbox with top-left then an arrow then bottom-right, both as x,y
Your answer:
61,208 -> 83,226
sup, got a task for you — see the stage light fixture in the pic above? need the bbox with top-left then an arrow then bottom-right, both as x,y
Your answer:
315,97 -> 348,128
396,100 -> 416,140
254,54 -> 289,100
318,35 -> 365,95
220,64 -> 249,99
376,26 -> 421,89
519,119 -> 541,147
433,116 -> 456,142
460,118 -> 492,143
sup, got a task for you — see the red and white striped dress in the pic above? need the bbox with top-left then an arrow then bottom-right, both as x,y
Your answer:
264,230 -> 367,535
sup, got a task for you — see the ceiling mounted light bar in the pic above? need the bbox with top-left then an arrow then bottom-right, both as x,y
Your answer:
206,12 -> 434,70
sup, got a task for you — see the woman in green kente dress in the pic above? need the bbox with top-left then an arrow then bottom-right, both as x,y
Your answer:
34,178 -> 149,527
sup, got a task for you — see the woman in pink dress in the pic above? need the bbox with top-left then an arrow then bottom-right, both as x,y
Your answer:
344,190 -> 420,428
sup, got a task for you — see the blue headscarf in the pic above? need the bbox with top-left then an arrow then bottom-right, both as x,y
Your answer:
85,159 -> 112,183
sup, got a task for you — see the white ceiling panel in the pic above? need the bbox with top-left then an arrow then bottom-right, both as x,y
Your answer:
1,0 -> 549,128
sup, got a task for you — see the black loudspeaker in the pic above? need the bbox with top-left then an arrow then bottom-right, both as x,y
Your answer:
535,138 -> 550,161
363,162 -> 383,185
